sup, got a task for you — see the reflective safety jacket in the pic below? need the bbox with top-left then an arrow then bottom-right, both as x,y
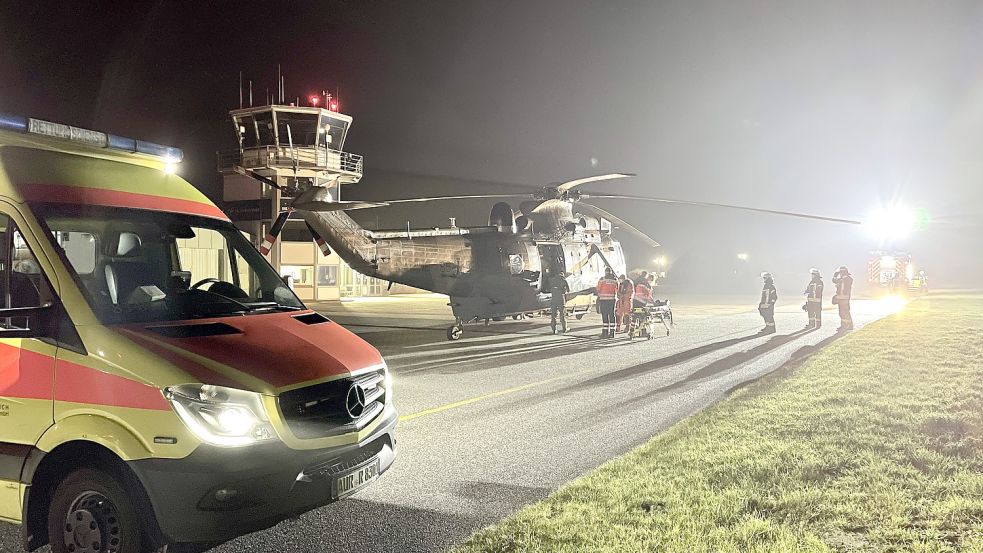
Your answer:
634,281 -> 653,303
596,276 -> 619,300
617,279 -> 635,300
805,278 -> 824,304
760,282 -> 778,309
833,274 -> 853,303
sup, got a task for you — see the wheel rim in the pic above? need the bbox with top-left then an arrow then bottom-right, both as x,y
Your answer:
63,491 -> 123,553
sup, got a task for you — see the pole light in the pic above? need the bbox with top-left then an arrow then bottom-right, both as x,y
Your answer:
737,253 -> 749,261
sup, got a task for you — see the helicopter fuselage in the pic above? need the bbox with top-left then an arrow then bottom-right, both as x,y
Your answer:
300,208 -> 628,323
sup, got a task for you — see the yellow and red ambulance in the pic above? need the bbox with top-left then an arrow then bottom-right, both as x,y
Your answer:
0,114 -> 396,553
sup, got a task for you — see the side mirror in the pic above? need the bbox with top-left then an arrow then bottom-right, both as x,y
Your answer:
0,303 -> 54,339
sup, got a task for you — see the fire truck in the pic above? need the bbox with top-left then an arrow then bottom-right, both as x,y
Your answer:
867,251 -> 927,295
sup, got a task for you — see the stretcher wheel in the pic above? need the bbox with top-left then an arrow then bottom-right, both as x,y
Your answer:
575,313 -> 585,320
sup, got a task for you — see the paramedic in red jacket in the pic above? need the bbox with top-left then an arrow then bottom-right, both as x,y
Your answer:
615,274 -> 634,333
595,267 -> 619,338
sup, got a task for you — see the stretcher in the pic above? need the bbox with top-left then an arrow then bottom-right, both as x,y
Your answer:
628,299 -> 673,340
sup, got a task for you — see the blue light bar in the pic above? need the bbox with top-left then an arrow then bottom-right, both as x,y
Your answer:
0,112 -> 183,162
135,140 -> 183,161
0,113 -> 27,132
107,133 -> 137,152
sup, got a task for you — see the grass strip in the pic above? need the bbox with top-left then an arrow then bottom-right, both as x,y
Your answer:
455,295 -> 983,552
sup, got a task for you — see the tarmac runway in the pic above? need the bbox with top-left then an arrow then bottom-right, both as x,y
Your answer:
0,294 -> 897,553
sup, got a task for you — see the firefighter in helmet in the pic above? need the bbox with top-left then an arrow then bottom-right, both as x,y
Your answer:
595,266 -> 619,338
804,268 -> 824,329
832,265 -> 854,331
758,272 -> 778,334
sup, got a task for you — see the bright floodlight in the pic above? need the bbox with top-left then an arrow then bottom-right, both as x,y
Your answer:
866,205 -> 915,241
737,253 -> 749,261
877,294 -> 908,315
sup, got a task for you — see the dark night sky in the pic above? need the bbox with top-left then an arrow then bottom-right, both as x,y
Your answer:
2,1 -> 981,290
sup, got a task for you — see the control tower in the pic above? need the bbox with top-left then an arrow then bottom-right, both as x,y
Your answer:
217,100 -> 366,300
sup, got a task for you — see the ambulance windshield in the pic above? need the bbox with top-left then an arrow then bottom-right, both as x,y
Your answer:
34,204 -> 304,324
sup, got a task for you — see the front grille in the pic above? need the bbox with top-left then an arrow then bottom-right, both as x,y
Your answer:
278,369 -> 387,439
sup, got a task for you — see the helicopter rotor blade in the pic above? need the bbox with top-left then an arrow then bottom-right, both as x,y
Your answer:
557,173 -> 635,192
233,165 -> 284,190
260,210 -> 291,255
292,200 -> 390,211
581,193 -> 862,225
571,201 -> 661,248
380,193 -> 532,204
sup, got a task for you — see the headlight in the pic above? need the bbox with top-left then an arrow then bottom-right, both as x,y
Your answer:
165,384 -> 277,447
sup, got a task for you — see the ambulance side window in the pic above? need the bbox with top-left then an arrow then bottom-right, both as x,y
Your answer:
0,215 -> 53,328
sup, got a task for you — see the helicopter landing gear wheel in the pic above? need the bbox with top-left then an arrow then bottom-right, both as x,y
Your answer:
447,325 -> 463,340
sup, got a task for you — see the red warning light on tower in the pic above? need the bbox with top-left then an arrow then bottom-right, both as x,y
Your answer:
329,102 -> 339,112
309,95 -> 320,106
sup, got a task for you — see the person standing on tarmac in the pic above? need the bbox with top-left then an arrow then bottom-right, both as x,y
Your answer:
615,274 -> 634,333
832,265 -> 854,331
634,271 -> 653,308
804,268 -> 824,329
758,272 -> 778,334
544,269 -> 570,335
595,267 -> 619,338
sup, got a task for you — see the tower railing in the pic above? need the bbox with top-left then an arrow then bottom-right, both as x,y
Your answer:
217,145 -> 363,177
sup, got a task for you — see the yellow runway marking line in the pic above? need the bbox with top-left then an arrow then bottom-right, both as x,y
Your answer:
399,375 -> 571,423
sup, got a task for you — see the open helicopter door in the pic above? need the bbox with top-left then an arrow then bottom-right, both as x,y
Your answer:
537,243 -> 565,286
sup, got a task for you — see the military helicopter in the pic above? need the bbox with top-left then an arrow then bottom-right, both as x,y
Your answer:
246,170 -> 859,340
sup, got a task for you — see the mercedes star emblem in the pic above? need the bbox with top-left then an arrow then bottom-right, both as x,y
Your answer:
345,383 -> 367,419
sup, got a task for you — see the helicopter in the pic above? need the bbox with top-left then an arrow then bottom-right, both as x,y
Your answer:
243,170 -> 860,340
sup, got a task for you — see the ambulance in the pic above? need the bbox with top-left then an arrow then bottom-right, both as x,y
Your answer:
0,113 -> 397,553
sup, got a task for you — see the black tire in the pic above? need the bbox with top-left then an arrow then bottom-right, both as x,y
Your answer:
48,468 -> 144,553
446,326 -> 463,340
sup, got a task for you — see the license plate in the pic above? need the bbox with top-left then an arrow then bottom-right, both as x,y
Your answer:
334,458 -> 380,499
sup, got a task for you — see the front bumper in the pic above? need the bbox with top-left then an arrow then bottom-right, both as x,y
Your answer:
129,408 -> 397,544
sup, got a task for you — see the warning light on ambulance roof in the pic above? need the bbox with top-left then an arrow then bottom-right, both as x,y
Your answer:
865,204 -> 915,242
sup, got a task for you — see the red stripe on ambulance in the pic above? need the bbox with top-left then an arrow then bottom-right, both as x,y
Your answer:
2,342 -> 169,410
0,343 -> 54,400
55,361 -> 170,411
20,184 -> 229,221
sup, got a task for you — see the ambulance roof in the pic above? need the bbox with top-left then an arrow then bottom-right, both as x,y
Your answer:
0,113 -> 227,221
